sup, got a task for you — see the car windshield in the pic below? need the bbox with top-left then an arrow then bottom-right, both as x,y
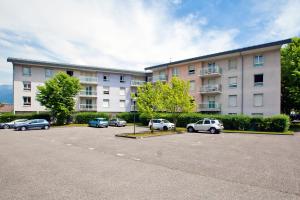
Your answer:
196,120 -> 203,124
162,120 -> 170,123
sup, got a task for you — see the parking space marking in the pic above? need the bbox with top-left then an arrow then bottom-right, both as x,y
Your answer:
66,143 -> 72,146
116,153 -> 125,157
88,147 -> 95,150
132,157 -> 141,161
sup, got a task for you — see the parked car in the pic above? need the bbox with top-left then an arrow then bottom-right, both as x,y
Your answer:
148,119 -> 175,131
109,118 -> 127,127
14,119 -> 50,131
0,119 -> 28,129
88,118 -> 109,128
186,118 -> 223,134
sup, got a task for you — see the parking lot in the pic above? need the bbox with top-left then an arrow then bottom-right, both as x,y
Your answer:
0,126 -> 299,200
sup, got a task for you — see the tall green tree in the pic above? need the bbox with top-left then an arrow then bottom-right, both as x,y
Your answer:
136,81 -> 164,132
162,77 -> 195,130
281,37 -> 300,114
36,72 -> 81,125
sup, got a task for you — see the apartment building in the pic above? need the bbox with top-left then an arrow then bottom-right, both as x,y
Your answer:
7,58 -> 146,114
145,39 -> 291,116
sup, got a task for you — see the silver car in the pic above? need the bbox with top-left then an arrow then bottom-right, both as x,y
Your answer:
0,119 -> 28,129
109,118 -> 127,127
186,118 -> 224,134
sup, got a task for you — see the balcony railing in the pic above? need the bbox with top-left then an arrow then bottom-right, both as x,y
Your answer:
79,104 -> 97,111
199,66 -> 222,77
148,75 -> 168,82
200,84 -> 222,94
79,90 -> 97,96
79,76 -> 98,84
198,103 -> 221,112
131,80 -> 146,87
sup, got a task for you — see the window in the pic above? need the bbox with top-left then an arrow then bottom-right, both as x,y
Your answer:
85,86 -> 92,95
253,94 -> 263,107
103,99 -> 109,107
103,86 -> 110,94
188,65 -> 195,75
228,76 -> 237,88
23,81 -> 31,91
172,67 -> 179,77
66,70 -> 73,76
103,75 -> 109,82
120,87 -> 125,96
45,69 -> 54,78
254,55 -> 264,66
252,113 -> 263,116
228,95 -> 237,107
120,100 -> 125,108
204,120 -> 210,124
23,96 -> 31,106
189,80 -> 195,91
196,120 -> 203,124
23,67 -> 31,76
228,59 -> 237,70
254,74 -> 263,86
85,99 -> 92,108
120,75 -> 125,83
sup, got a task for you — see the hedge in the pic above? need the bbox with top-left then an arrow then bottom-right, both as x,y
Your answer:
73,112 -> 109,124
0,112 -> 51,123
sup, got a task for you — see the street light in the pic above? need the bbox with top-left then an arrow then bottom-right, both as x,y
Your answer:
132,97 -> 137,135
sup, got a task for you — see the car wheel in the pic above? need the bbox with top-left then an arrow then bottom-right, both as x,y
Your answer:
187,126 -> 195,133
44,125 -> 49,130
21,126 -> 27,131
163,126 -> 168,131
3,124 -> 9,129
209,127 -> 216,134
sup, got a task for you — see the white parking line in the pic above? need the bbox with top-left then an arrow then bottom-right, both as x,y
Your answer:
132,157 -> 141,161
88,147 -> 95,150
116,153 -> 125,157
66,143 -> 72,146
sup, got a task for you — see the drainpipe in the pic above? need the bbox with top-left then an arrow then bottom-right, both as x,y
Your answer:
240,52 -> 244,114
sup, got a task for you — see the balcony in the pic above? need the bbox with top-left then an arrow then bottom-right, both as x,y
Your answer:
200,84 -> 222,94
198,103 -> 221,112
131,80 -> 146,87
79,104 -> 97,111
148,75 -> 168,82
79,76 -> 98,84
199,66 -> 222,77
79,90 -> 97,97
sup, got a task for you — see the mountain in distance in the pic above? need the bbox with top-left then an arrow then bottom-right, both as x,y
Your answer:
0,85 -> 13,104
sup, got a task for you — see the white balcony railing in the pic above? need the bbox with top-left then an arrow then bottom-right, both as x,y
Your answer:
79,76 -> 98,84
79,104 -> 97,111
131,80 -> 146,87
200,84 -> 222,94
199,66 -> 222,77
148,75 -> 168,82
198,103 -> 221,112
79,90 -> 97,96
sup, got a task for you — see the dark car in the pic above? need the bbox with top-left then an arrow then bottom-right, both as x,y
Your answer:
14,119 -> 50,131
109,118 -> 127,127
88,118 -> 109,128
0,119 -> 28,129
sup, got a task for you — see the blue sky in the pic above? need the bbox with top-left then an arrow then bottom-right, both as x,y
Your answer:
0,0 -> 299,84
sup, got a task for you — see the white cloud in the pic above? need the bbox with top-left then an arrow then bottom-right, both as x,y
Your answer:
0,0 -> 238,85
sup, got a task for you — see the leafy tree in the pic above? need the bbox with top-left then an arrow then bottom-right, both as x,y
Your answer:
161,77 -> 195,131
36,72 -> 81,125
281,37 -> 300,114
136,81 -> 164,133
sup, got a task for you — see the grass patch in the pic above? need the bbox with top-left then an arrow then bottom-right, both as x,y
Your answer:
126,123 -> 145,126
116,129 -> 185,139
53,123 -> 88,128
290,123 -> 300,132
223,130 -> 294,135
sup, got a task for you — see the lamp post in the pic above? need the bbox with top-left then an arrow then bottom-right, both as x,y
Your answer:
133,97 -> 137,135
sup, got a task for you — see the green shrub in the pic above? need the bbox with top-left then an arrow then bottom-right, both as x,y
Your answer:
116,112 -> 140,123
74,112 -> 109,124
0,112 -> 51,123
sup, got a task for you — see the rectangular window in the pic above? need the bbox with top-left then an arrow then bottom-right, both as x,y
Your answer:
172,67 -> 179,77
23,96 -> 31,106
23,81 -> 31,91
228,95 -> 237,107
228,59 -> 237,70
253,94 -> 263,107
45,69 -> 54,78
254,55 -> 264,66
120,75 -> 125,83
120,100 -> 125,108
120,87 -> 125,96
228,76 -> 237,88
103,86 -> 110,94
189,80 -> 195,91
103,75 -> 109,82
103,99 -> 109,108
66,70 -> 73,76
23,67 -> 31,76
188,65 -> 195,75
254,74 -> 263,86
85,99 -> 92,108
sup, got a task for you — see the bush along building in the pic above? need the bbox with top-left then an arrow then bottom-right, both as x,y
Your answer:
8,38 -> 291,116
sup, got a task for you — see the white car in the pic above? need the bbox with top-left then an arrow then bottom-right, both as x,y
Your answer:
148,119 -> 175,131
186,118 -> 223,134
